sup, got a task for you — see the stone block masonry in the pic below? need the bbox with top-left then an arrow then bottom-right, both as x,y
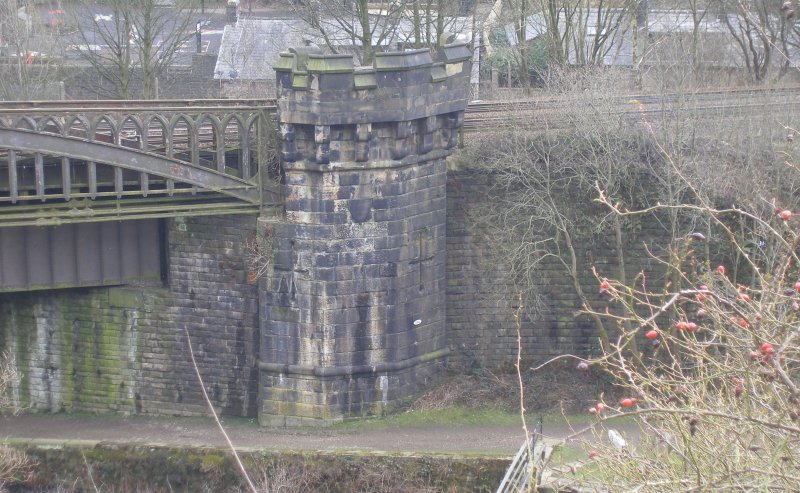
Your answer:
260,44 -> 471,425
0,215 -> 259,417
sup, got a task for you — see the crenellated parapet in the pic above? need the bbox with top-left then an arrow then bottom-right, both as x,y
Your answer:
273,43 -> 471,167
259,44 -> 471,426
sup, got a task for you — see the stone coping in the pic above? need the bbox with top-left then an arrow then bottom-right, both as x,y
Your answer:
274,42 -> 471,84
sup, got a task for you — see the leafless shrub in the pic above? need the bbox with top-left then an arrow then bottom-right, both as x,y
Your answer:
249,463 -> 322,493
533,99 -> 800,491
408,373 -> 515,411
0,352 -> 33,491
245,226 -> 274,283
0,352 -> 19,413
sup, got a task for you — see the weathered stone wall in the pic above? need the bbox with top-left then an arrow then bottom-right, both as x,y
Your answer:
260,44 -> 471,425
445,167 -> 664,371
18,443 -> 508,493
0,54 -> 224,101
0,215 -> 259,416
260,158 -> 450,425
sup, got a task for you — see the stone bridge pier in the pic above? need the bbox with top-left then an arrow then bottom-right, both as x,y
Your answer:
258,44 -> 471,425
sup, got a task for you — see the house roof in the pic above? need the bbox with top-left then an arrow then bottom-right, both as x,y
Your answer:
214,19 -> 316,80
214,17 -> 473,81
495,9 -> 783,68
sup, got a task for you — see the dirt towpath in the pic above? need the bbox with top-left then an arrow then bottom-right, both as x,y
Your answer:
1,415 -> 526,455
0,414 -> 640,456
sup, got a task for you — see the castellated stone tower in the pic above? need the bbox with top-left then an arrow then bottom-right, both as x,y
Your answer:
259,43 -> 471,426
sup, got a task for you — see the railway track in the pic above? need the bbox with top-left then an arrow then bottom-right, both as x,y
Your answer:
462,86 -> 800,132
1,85 -> 797,136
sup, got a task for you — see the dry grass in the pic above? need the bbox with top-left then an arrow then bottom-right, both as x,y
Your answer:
410,364 -> 624,415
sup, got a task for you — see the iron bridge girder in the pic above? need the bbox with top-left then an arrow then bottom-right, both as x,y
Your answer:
0,127 -> 260,204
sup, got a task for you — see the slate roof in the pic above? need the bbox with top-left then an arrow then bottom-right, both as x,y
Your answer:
214,19 -> 317,80
214,17 -> 473,81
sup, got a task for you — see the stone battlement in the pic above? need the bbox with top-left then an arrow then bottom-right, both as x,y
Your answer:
274,43 -> 471,126
274,44 -> 471,168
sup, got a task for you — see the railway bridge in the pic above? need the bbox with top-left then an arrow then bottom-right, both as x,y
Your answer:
0,43 -> 473,425
0,98 -> 280,225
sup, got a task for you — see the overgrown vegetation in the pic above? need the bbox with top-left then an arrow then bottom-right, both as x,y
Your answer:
0,352 -> 32,490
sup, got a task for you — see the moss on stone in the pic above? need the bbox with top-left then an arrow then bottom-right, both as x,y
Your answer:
12,443 -> 508,492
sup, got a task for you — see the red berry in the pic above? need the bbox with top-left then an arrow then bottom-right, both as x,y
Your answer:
760,343 -> 775,355
716,265 -> 726,275
749,350 -> 759,361
620,398 -> 635,408
645,330 -> 658,340
599,280 -> 610,293
779,209 -> 792,221
740,293 -> 751,302
686,322 -> 699,332
794,281 -> 800,293
695,293 -> 706,302
588,450 -> 598,459
699,284 -> 710,292
735,385 -> 744,398
595,402 -> 606,413
674,321 -> 688,331
738,319 -> 750,329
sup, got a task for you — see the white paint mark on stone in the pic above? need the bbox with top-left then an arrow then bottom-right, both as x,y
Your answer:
379,374 -> 388,407
125,309 -> 140,403
32,301 -> 61,412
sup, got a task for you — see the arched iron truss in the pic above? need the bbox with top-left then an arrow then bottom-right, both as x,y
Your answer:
0,99 -> 281,227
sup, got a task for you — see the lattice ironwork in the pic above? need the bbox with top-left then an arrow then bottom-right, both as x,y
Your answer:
0,99 -> 281,226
